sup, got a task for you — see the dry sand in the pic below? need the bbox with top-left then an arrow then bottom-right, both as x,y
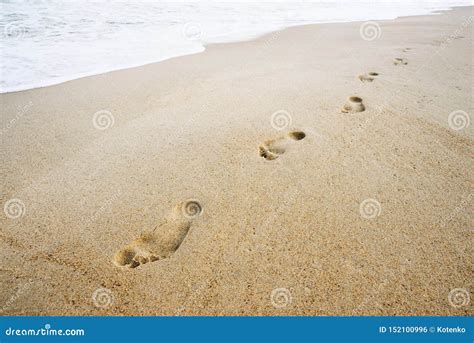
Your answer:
0,7 -> 473,316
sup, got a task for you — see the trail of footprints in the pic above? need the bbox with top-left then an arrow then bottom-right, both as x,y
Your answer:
113,48 -> 413,268
343,48 -> 412,114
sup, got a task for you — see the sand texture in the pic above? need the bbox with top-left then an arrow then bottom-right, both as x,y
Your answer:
0,7 -> 473,315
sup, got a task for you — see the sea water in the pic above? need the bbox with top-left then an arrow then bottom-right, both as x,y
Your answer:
0,0 -> 471,93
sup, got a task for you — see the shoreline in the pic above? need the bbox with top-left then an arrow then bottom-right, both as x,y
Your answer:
1,5 -> 472,95
0,6 -> 472,316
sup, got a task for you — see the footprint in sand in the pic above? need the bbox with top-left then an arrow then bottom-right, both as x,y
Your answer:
358,72 -> 379,82
341,96 -> 365,113
114,200 -> 202,268
393,57 -> 408,65
259,130 -> 306,160
402,48 -> 412,52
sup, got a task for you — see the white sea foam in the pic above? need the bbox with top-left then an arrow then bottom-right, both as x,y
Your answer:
0,0 -> 471,93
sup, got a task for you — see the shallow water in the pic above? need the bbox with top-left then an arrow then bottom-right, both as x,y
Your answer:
0,0 -> 471,93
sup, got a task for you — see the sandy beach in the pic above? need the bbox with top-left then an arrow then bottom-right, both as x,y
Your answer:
0,6 -> 472,316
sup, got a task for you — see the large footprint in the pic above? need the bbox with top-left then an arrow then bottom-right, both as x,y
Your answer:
114,200 -> 202,268
259,130 -> 306,160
